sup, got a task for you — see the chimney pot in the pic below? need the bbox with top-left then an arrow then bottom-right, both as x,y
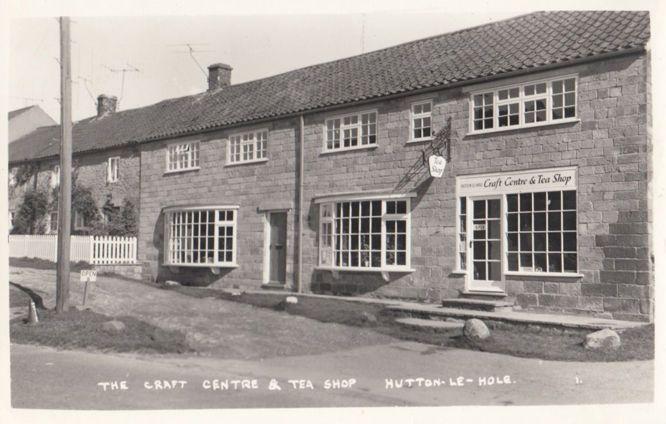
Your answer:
208,63 -> 233,91
97,94 -> 117,117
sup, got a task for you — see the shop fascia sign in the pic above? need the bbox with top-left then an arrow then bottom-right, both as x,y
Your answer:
456,166 -> 577,196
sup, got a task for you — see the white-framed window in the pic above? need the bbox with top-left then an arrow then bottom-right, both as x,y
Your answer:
228,130 -> 268,165
164,206 -> 237,267
318,198 -> 411,271
506,190 -> 577,273
469,76 -> 577,133
9,169 -> 17,187
50,165 -> 60,188
74,210 -> 87,230
324,110 -> 377,152
49,211 -> 58,233
456,196 -> 467,271
457,192 -> 578,276
107,157 -> 120,183
166,141 -> 200,173
410,100 -> 432,142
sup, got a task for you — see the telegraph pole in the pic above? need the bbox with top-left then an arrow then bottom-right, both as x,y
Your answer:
56,16 -> 72,313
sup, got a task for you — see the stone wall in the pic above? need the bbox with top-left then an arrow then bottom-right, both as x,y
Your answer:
137,52 -> 652,321
8,147 -> 140,234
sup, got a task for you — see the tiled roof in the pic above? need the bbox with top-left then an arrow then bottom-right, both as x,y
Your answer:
9,10 -> 650,164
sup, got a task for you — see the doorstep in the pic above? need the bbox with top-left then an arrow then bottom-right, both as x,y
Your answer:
239,289 -> 645,332
384,302 -> 644,331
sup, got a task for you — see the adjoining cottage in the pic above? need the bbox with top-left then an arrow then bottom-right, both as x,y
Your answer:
8,11 -> 653,321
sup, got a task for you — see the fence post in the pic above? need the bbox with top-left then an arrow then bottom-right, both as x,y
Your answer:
89,236 -> 95,264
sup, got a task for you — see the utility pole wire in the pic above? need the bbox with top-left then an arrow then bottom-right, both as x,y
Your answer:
169,43 -> 214,77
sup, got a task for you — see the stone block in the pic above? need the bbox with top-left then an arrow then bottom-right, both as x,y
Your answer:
584,329 -> 621,350
581,283 -> 617,297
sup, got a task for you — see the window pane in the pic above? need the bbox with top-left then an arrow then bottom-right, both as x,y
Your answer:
533,192 -> 546,211
508,253 -> 518,271
508,213 -> 518,231
507,194 -> 518,212
534,253 -> 546,272
548,212 -> 561,230
548,254 -> 562,272
564,253 -> 577,272
507,233 -> 518,251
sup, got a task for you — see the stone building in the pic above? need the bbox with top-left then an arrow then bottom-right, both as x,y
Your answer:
8,11 -> 653,321
8,95 -> 140,234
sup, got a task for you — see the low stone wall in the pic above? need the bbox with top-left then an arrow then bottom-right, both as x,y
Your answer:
95,264 -> 143,281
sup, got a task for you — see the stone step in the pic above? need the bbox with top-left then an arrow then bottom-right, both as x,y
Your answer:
441,298 -> 515,312
394,317 -> 464,336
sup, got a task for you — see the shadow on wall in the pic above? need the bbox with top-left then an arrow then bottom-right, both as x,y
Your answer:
151,209 -> 235,286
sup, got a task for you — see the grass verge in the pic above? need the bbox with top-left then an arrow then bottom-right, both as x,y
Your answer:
170,286 -> 653,362
11,308 -> 193,355
10,257 -> 92,272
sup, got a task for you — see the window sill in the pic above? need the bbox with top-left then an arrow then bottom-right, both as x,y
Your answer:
315,266 -> 415,273
450,270 -> 467,276
225,158 -> 269,167
504,271 -> 583,278
406,137 -> 433,145
163,167 -> 201,175
466,118 -> 580,137
320,144 -> 378,155
164,263 -> 238,269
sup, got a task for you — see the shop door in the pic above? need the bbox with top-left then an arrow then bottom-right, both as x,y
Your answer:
467,197 -> 504,292
268,212 -> 287,285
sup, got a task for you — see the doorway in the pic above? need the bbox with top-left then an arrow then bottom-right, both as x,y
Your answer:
467,196 -> 504,292
265,211 -> 287,285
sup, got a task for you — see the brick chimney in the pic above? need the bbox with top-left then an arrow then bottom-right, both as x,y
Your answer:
208,63 -> 233,91
97,94 -> 117,118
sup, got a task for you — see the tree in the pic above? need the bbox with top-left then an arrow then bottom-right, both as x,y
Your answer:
11,189 -> 49,234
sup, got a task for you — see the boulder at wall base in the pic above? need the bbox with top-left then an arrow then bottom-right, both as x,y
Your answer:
360,311 -> 378,324
102,320 -> 126,333
463,318 -> 490,341
584,328 -> 621,350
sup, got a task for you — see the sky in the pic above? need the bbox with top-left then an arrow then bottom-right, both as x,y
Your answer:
8,12 -> 525,122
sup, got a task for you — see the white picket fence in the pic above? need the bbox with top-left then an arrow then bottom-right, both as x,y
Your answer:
9,234 -> 137,265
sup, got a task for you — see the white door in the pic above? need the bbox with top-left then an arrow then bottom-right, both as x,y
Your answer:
467,196 -> 504,293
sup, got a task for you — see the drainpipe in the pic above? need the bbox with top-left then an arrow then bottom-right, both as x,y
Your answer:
297,115 -> 305,293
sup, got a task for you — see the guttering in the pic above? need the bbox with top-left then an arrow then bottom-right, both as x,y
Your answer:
297,114 -> 305,293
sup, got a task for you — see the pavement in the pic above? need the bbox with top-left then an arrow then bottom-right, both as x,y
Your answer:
10,342 -> 653,409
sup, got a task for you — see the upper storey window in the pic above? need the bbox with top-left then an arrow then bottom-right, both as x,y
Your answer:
228,130 -> 268,165
324,111 -> 377,152
470,76 -> 577,134
166,141 -> 200,173
410,100 -> 433,142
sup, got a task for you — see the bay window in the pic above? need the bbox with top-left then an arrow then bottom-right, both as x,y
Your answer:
318,198 -> 410,271
470,76 -> 577,133
164,206 -> 237,267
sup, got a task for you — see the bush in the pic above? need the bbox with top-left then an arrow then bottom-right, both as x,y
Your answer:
11,189 -> 49,234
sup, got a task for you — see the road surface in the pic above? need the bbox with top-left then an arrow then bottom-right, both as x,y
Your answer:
11,342 -> 653,409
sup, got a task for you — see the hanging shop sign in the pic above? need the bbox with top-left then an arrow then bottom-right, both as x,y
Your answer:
456,166 -> 577,196
428,155 -> 447,178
